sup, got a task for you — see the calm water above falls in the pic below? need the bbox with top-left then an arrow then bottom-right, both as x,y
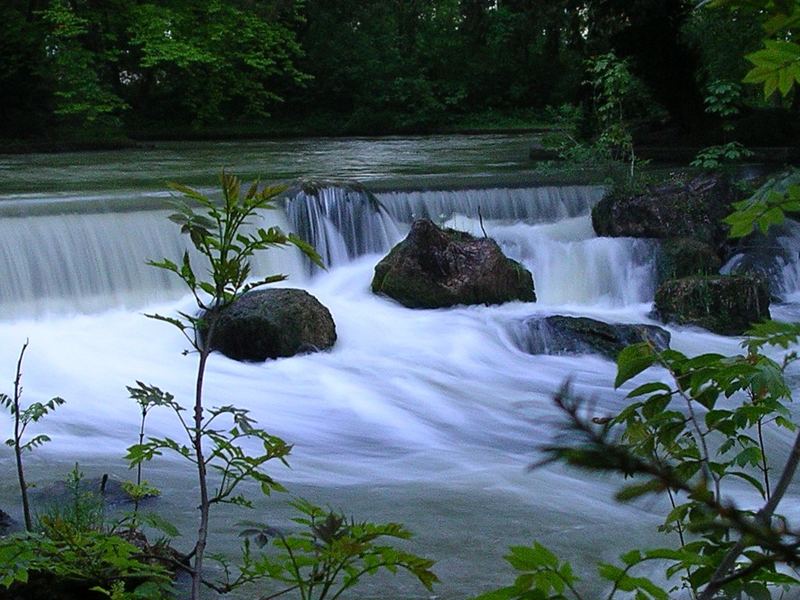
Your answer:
1,138 -> 799,599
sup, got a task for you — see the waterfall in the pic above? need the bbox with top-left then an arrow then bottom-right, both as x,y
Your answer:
283,184 -> 605,267
1,183 -> 655,316
377,185 -> 605,224
283,185 -> 403,267
0,208 -> 305,317
722,219 -> 800,301
439,215 -> 658,307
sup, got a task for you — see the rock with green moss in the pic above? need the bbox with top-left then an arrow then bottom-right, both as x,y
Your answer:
518,316 -> 670,360
372,219 -> 535,308
206,288 -> 336,361
654,275 -> 770,335
592,174 -> 736,248
656,238 -> 722,283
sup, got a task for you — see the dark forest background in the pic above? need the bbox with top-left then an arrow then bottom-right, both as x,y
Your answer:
1,0 -> 798,144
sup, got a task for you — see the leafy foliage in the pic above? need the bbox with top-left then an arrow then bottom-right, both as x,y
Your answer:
0,467 -> 172,599
725,169 -> 800,237
474,543 -> 581,600
691,142 -> 753,170
709,0 -> 800,99
2,340 -> 65,531
228,499 -> 437,600
132,172 -> 325,599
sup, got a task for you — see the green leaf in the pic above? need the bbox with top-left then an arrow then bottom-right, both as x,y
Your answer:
615,343 -> 657,388
615,478 -> 664,501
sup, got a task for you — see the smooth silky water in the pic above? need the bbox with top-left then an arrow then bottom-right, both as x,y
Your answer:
1,137 -> 799,598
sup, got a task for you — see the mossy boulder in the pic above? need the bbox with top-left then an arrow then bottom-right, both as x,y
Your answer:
517,316 -> 670,360
592,174 -> 736,248
206,288 -> 336,361
656,238 -> 722,283
372,219 -> 535,308
654,275 -> 770,335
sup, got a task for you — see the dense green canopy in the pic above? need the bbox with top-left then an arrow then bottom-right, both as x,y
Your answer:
0,0 -> 794,140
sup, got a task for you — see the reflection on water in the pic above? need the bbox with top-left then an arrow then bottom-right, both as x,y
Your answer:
0,134 -> 535,194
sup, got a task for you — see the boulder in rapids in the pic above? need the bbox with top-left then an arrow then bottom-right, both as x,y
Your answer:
204,288 -> 336,361
654,275 -> 770,335
656,237 -> 722,283
371,219 -> 535,308
592,174 -> 736,248
517,315 -> 670,360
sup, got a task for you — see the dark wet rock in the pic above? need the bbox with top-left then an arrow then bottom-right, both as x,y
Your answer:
654,275 -> 771,335
206,288 -> 337,361
0,508 -> 12,535
592,174 -> 736,248
372,219 -> 535,308
516,315 -> 670,360
657,238 -> 722,283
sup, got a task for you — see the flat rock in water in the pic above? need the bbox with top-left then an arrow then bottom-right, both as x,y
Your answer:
371,219 -> 535,308
654,275 -> 770,335
206,288 -> 337,361
515,316 -> 670,360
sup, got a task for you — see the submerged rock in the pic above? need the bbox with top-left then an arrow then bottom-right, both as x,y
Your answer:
516,316 -> 670,360
654,275 -> 770,335
656,238 -> 722,283
592,174 -> 736,248
206,288 -> 336,361
372,219 -> 535,308
31,474 -> 154,507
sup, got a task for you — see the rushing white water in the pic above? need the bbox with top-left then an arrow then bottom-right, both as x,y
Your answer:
0,205 -> 306,318
1,180 -> 799,598
722,219 -> 800,302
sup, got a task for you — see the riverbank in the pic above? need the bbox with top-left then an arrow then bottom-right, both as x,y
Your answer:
0,110 -> 551,155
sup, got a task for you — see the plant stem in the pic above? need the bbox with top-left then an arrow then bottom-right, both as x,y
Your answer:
191,344 -> 211,600
757,417 -> 771,501
131,405 -> 147,531
698,427 -> 800,599
13,340 -> 32,532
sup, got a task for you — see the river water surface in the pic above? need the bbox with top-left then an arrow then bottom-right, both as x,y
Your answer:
1,136 -> 799,599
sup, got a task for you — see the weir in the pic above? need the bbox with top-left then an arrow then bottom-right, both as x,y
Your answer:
4,182 -> 798,317
4,182 -> 799,319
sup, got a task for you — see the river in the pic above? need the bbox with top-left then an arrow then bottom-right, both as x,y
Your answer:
1,135 -> 799,599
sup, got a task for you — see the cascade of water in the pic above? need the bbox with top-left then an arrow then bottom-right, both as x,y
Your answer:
722,219 -> 800,301
440,215 -> 658,307
1,184 -> 658,315
283,186 -> 403,268
0,208 -> 305,317
283,184 -> 606,270
377,185 -> 605,225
